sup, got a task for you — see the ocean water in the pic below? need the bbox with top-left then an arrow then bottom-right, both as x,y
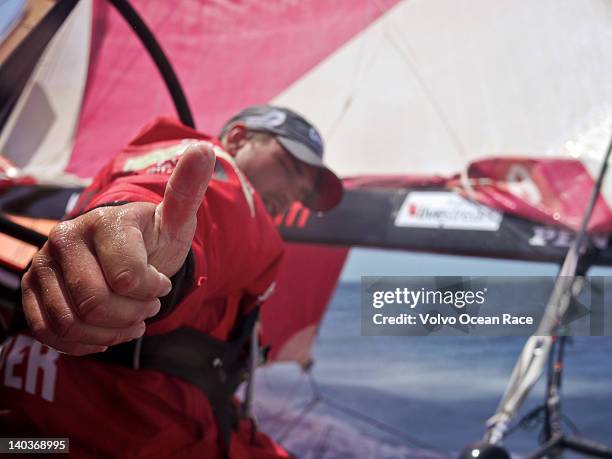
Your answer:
255,251 -> 612,457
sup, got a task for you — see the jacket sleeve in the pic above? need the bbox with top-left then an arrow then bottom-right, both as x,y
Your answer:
80,170 -> 284,322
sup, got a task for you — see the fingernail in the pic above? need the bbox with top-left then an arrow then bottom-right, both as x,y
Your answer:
146,299 -> 161,319
131,323 -> 146,340
158,273 -> 172,297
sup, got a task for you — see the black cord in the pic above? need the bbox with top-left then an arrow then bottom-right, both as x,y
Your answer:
107,0 -> 195,129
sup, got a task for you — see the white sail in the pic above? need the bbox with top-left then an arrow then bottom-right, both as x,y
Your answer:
274,0 -> 612,177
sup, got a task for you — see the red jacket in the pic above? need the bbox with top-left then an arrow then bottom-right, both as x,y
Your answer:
0,118 -> 291,458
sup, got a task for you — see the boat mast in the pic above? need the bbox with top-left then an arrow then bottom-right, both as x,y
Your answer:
483,132 -> 612,446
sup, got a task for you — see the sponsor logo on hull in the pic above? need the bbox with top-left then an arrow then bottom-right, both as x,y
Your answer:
529,226 -> 609,249
394,191 -> 502,231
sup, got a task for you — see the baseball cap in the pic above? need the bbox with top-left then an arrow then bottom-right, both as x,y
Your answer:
220,105 -> 343,212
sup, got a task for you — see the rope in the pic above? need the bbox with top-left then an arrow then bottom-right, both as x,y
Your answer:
272,370 -> 447,454
505,405 -> 582,440
255,368 -> 307,423
323,1 -> 379,144
275,393 -> 322,443
369,0 -> 468,160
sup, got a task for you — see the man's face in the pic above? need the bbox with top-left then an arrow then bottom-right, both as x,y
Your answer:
227,130 -> 319,217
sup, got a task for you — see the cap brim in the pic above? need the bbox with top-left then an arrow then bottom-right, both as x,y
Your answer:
307,166 -> 343,211
276,136 -> 324,167
277,136 -> 343,212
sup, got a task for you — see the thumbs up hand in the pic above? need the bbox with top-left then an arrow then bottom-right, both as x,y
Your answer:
21,143 -> 216,355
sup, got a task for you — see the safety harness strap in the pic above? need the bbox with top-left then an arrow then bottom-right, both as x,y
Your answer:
94,306 -> 260,454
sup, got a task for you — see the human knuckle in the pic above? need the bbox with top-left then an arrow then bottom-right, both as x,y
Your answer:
47,309 -> 77,340
166,181 -> 189,201
27,255 -> 55,282
28,263 -> 48,281
75,292 -> 108,321
47,222 -> 73,251
89,207 -> 105,218
109,268 -> 140,295
94,206 -> 126,229
90,207 -> 112,222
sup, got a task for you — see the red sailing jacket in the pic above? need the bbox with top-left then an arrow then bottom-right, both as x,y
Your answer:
0,117 -> 291,458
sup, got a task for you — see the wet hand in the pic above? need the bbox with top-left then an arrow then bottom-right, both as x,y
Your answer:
21,143 -> 215,355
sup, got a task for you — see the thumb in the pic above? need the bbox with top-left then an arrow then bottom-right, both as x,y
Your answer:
156,142 -> 216,246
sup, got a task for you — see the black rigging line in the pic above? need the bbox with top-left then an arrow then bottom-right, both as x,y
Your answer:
107,0 -> 195,129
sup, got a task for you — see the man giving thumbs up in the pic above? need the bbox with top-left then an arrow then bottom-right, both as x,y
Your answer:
0,106 -> 342,458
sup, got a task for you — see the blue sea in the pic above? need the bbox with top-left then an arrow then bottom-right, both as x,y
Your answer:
255,250 -> 612,457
